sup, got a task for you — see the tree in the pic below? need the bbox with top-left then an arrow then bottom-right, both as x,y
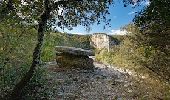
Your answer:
0,0 -> 144,99
134,0 -> 170,81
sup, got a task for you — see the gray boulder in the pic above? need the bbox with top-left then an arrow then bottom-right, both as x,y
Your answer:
56,46 -> 94,70
55,46 -> 94,56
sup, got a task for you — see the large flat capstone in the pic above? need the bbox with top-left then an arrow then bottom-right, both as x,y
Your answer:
55,46 -> 94,56
55,46 -> 94,70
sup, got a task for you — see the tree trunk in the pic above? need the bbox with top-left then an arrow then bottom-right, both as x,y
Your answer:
6,0 -> 51,99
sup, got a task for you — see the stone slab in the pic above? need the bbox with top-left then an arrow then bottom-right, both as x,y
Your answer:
55,46 -> 94,56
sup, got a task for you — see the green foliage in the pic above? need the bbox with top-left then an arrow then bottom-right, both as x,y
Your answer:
135,0 -> 170,31
0,20 -> 37,98
0,21 -> 92,98
20,65 -> 53,100
110,35 -> 126,44
96,23 -> 170,81
95,25 -> 170,98
134,0 -> 170,80
1,0 -> 168,99
0,19 -> 92,98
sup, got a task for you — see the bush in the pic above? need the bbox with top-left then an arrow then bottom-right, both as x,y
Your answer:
95,29 -> 170,82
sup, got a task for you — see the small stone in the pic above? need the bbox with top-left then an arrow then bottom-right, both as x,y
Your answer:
73,78 -> 78,82
127,89 -> 132,93
111,82 -> 116,85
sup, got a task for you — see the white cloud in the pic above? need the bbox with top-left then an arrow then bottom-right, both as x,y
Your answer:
144,1 -> 150,6
141,0 -> 150,6
71,33 -> 86,35
109,29 -> 127,35
130,0 -> 150,7
128,11 -> 137,15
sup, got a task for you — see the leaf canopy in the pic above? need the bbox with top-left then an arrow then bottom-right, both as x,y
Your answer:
0,0 -> 144,31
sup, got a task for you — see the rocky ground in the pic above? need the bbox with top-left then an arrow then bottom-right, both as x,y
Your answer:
46,61 -> 169,100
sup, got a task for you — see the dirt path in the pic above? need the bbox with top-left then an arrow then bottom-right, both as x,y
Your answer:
46,62 -> 168,100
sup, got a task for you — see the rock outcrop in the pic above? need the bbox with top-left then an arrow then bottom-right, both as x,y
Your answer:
90,33 -> 118,50
56,46 -> 94,69
91,33 -> 111,49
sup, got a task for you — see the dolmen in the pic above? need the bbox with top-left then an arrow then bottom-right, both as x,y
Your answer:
56,46 -> 95,70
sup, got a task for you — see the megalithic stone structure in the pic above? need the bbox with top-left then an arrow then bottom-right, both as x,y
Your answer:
55,46 -> 95,70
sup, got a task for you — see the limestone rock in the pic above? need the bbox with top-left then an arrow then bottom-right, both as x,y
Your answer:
55,46 -> 94,56
56,46 -> 94,69
90,33 -> 119,50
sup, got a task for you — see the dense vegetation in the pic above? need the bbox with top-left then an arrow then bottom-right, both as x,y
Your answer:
96,2 -> 170,95
0,0 -> 169,99
96,0 -> 170,82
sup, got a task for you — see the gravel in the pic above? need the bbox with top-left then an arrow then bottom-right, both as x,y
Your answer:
46,62 -> 165,100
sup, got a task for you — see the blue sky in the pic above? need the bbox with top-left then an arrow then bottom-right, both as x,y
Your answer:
57,0 -> 149,35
